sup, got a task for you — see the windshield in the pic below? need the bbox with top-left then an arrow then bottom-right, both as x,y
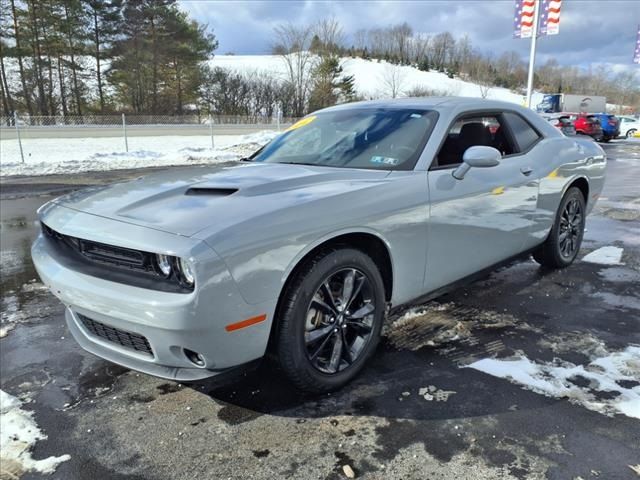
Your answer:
252,108 -> 438,170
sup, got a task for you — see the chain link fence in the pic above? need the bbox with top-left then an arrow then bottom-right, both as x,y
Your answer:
1,113 -> 298,164
1,113 -> 299,128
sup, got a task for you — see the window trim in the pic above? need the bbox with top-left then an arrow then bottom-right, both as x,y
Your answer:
428,108 -> 544,171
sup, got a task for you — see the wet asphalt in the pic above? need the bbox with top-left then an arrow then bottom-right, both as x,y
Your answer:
0,140 -> 639,480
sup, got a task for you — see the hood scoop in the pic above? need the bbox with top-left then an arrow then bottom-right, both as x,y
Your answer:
185,187 -> 238,196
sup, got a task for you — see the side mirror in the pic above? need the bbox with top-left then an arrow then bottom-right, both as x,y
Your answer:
452,146 -> 501,180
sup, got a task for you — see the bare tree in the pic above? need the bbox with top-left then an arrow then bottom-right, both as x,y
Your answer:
273,23 -> 316,117
379,63 -> 406,98
409,33 -> 430,65
430,32 -> 455,70
353,28 -> 367,52
475,58 -> 493,99
391,22 -> 413,64
314,17 -> 344,57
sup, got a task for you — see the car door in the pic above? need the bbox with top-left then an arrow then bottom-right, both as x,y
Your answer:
423,111 -> 540,292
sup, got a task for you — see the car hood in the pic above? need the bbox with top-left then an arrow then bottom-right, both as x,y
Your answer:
54,162 -> 391,237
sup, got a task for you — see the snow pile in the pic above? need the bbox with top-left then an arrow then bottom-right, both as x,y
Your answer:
467,346 -> 640,419
582,246 -> 624,265
0,131 -> 279,177
0,390 -> 71,477
209,55 -> 545,105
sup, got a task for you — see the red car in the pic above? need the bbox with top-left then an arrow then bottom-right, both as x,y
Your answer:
567,113 -> 603,141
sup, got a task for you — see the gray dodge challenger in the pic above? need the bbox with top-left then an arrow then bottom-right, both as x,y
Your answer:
32,98 -> 607,392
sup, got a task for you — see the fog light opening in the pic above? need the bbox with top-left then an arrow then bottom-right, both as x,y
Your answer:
184,348 -> 206,367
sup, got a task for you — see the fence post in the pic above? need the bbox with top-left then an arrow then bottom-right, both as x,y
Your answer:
14,112 -> 25,164
209,114 -> 214,149
122,113 -> 129,152
276,107 -> 281,132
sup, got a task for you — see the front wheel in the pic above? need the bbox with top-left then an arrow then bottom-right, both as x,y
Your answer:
627,129 -> 637,139
533,187 -> 586,268
276,248 -> 385,393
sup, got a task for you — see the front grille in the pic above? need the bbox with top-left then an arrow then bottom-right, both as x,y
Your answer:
42,223 -> 154,273
40,223 -> 193,293
78,313 -> 153,356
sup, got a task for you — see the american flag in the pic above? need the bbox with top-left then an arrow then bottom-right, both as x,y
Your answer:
514,0 -> 562,38
634,25 -> 640,64
539,0 -> 562,36
513,0 -> 536,38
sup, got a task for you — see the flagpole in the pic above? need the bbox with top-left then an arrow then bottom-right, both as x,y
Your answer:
525,0 -> 541,108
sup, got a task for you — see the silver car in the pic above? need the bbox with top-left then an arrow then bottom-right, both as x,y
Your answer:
32,98 -> 607,392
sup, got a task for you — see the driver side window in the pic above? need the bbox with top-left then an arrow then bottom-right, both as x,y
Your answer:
435,114 -> 516,168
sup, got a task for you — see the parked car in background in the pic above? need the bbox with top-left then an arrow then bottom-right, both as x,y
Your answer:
591,113 -> 620,142
32,98 -> 607,393
568,113 -> 603,141
618,116 -> 640,138
541,114 -> 576,136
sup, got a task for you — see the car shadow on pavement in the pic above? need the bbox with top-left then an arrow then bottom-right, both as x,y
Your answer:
190,334 -> 559,426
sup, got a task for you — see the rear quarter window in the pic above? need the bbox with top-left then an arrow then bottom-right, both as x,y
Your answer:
503,112 -> 541,152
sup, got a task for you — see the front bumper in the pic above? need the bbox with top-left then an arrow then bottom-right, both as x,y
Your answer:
32,206 -> 277,382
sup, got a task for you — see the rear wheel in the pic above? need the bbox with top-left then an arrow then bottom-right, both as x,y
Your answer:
533,187 -> 586,268
627,129 -> 637,138
276,248 -> 385,393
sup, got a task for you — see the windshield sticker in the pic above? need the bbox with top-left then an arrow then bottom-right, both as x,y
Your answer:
370,156 -> 400,166
286,115 -> 317,132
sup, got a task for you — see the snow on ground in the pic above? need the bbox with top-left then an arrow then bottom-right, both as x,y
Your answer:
210,55 -> 546,105
582,246 -> 624,265
0,131 -> 278,177
0,390 -> 70,477
466,346 -> 640,419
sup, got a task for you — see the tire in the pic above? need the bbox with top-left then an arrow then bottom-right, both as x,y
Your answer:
276,248 -> 385,393
627,129 -> 637,139
533,187 -> 586,269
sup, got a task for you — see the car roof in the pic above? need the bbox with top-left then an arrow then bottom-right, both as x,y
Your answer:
317,97 -> 530,114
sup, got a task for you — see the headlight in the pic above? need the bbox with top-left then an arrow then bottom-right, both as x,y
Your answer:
155,254 -> 172,277
178,258 -> 195,286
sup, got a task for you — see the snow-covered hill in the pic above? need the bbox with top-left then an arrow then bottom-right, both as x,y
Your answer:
209,55 -> 545,106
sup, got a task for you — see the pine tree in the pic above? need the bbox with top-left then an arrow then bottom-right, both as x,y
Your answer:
109,0 -> 216,114
7,0 -> 34,116
0,6 -> 15,116
83,0 -> 122,113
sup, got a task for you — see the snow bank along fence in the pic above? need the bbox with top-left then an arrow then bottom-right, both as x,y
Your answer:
1,113 -> 297,163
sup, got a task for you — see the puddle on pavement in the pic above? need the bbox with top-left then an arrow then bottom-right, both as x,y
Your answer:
1,196 -> 53,335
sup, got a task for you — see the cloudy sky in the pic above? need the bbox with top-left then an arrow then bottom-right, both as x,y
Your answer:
180,0 -> 639,71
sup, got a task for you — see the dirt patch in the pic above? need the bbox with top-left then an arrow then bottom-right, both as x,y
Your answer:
385,302 -> 522,352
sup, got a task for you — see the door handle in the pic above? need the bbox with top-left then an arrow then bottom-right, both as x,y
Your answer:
520,166 -> 533,176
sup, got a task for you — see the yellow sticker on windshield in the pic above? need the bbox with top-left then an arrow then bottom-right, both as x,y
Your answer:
286,115 -> 317,132
491,186 -> 505,195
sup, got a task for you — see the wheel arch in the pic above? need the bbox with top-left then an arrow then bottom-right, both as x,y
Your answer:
282,230 -> 394,303
565,176 -> 589,206
266,230 -> 395,354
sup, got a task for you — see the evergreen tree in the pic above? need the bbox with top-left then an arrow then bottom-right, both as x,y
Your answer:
83,0 -> 122,112
109,0 -> 216,114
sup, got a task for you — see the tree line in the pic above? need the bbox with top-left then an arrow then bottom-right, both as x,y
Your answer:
348,22 -> 639,109
0,0 -> 217,118
1,4 -> 638,120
